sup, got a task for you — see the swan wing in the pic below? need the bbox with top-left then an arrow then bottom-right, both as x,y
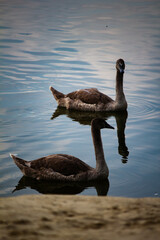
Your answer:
11,154 -> 93,181
28,154 -> 92,176
67,88 -> 113,104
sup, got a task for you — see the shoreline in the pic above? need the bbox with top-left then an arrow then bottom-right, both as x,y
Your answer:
0,195 -> 160,240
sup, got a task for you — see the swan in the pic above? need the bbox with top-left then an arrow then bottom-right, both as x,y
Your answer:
50,59 -> 127,111
10,118 -> 114,182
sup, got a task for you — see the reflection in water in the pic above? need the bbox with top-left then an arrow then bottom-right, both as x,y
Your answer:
13,176 -> 109,196
115,112 -> 129,163
51,107 -> 129,162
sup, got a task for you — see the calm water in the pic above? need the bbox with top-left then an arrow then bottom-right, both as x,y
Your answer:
0,0 -> 160,197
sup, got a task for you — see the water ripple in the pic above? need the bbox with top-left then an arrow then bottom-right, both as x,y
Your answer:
0,39 -> 24,43
54,47 -> 78,52
128,95 -> 160,122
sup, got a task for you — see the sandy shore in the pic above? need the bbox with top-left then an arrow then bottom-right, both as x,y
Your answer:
0,195 -> 160,240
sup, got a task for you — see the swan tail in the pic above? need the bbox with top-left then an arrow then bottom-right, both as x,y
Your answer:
49,86 -> 65,100
10,154 -> 36,177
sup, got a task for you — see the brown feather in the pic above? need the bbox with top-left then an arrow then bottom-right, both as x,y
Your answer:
50,59 -> 127,112
67,88 -> 113,105
30,154 -> 92,176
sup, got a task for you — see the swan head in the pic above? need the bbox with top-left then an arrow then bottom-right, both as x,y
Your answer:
91,118 -> 114,130
116,59 -> 125,73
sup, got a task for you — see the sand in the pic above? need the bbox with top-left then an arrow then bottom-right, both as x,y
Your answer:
0,195 -> 160,240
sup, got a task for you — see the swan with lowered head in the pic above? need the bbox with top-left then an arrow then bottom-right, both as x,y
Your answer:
10,118 -> 114,182
50,59 -> 127,112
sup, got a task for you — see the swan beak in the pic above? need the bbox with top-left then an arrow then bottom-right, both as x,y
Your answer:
117,65 -> 125,73
105,123 -> 114,129
120,68 -> 124,73
117,66 -> 124,73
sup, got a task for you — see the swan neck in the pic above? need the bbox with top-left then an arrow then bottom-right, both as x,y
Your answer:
91,126 -> 108,174
115,71 -> 124,101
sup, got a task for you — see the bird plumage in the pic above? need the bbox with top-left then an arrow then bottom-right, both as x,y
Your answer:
50,59 -> 127,111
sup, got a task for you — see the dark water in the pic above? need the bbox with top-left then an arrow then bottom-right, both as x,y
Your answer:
0,0 -> 160,197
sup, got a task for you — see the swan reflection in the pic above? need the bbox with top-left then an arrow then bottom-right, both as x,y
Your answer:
13,176 -> 109,196
51,107 -> 129,163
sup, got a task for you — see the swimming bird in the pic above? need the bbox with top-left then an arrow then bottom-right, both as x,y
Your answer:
50,59 -> 127,111
10,118 -> 114,182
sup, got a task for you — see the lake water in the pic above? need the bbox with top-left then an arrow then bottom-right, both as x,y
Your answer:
0,0 -> 160,197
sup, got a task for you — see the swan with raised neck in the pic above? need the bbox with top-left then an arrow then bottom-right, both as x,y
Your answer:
10,118 -> 114,182
50,59 -> 127,111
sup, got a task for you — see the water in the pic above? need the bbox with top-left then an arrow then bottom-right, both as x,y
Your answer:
0,0 -> 160,197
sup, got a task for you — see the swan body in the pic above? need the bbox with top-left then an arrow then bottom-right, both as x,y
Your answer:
10,118 -> 114,182
50,59 -> 127,112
